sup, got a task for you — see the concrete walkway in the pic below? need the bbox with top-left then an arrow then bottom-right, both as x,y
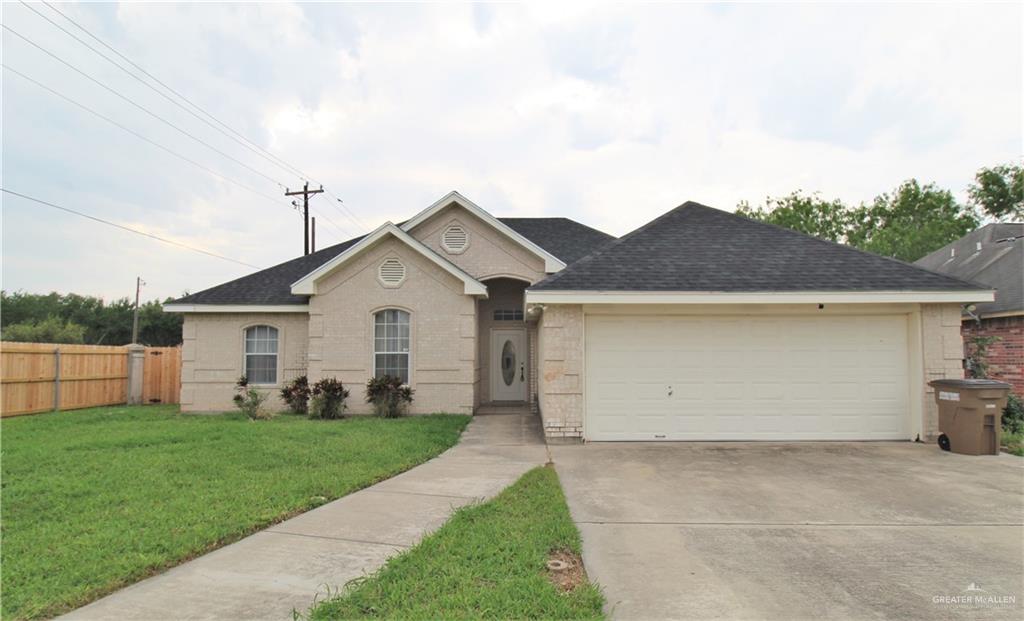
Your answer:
65,411 -> 547,621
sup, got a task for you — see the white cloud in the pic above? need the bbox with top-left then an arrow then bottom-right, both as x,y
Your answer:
2,1 -> 1020,301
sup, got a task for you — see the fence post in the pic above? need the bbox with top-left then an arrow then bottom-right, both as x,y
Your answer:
53,347 -> 62,411
127,344 -> 145,405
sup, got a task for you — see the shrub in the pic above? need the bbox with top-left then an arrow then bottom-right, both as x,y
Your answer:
366,375 -> 414,418
280,375 -> 311,415
1004,394 -> 1024,435
232,376 -> 273,420
309,377 -> 349,419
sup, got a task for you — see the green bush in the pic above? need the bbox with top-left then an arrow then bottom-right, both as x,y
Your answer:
366,375 -> 414,418
308,377 -> 349,419
1,316 -> 87,343
1003,394 -> 1024,435
280,375 -> 310,415
232,376 -> 273,420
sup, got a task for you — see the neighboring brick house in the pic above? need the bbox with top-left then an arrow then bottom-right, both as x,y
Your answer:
916,223 -> 1023,395
166,192 -> 992,442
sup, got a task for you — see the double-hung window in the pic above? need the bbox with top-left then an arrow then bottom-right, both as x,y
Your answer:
373,309 -> 410,384
244,325 -> 278,384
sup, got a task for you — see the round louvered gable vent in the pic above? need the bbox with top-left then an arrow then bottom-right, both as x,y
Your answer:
378,258 -> 406,286
441,224 -> 469,254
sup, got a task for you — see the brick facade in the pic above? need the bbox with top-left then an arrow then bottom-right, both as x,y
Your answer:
920,303 -> 968,439
962,315 -> 1024,395
536,304 -> 584,441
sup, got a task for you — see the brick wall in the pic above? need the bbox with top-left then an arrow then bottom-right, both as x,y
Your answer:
537,304 -> 584,441
181,312 -> 309,412
962,315 -> 1024,395
920,303 -> 968,439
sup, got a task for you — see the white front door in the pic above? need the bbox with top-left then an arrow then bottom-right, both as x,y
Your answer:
491,329 -> 527,402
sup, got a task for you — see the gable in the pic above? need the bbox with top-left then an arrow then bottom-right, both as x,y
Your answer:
290,223 -> 487,297
401,192 -> 566,273
408,204 -> 548,283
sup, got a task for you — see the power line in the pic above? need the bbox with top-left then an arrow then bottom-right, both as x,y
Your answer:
1,188 -> 261,269
2,23 -> 290,190
22,1 -> 310,183
2,63 -> 288,208
36,1 -> 371,233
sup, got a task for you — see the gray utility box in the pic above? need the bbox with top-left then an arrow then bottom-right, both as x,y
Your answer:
928,379 -> 1011,456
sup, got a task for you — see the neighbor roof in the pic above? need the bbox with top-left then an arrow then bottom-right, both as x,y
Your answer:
530,202 -> 989,293
169,217 -> 615,306
914,223 -> 1023,316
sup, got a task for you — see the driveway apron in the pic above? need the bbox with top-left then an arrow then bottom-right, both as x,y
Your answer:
552,442 -> 1024,621
64,411 -> 547,621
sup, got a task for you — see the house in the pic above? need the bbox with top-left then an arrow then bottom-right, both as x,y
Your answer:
165,191 -> 993,442
915,223 -> 1023,394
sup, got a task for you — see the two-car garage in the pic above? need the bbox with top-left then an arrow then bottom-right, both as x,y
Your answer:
584,313 -> 911,441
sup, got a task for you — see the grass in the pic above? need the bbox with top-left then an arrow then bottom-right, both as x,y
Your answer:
1,405 -> 470,620
309,465 -> 605,621
1001,429 -> 1024,456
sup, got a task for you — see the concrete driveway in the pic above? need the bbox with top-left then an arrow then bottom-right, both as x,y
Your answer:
551,442 -> 1024,620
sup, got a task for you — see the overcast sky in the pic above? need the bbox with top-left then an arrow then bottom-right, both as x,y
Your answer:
2,2 -> 1020,302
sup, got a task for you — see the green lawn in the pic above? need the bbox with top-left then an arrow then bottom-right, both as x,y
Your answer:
1,405 -> 470,620
310,465 -> 605,621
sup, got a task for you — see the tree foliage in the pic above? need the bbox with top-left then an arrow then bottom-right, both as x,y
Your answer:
968,163 -> 1024,221
736,192 -> 851,242
1,316 -> 87,344
847,180 -> 979,262
738,178 -> 980,262
0,291 -> 183,346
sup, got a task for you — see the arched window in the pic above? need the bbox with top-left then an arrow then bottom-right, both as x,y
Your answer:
244,325 -> 278,385
373,309 -> 410,384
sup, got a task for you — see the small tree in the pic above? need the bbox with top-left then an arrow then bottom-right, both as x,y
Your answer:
308,377 -> 349,419
1,316 -> 87,343
233,376 -> 272,420
965,335 -> 1001,379
366,375 -> 414,418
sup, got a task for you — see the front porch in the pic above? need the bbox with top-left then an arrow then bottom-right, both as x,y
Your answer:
476,277 -> 537,412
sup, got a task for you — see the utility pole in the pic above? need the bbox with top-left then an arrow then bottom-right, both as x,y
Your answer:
285,182 -> 323,255
131,276 -> 144,344
311,216 -> 316,253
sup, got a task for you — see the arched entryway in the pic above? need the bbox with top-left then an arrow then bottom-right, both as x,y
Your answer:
478,277 -> 531,405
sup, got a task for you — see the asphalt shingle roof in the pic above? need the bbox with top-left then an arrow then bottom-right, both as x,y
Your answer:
914,223 -> 1023,315
171,217 -> 615,306
530,202 -> 988,292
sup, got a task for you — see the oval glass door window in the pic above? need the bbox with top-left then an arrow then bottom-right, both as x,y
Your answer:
501,339 -> 516,386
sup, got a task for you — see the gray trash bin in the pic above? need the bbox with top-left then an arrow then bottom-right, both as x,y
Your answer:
928,379 -> 1011,455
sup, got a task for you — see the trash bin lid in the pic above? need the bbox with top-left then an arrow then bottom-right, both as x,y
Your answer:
928,378 -> 1012,389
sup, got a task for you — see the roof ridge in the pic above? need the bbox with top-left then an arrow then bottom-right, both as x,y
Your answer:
531,202 -> 698,288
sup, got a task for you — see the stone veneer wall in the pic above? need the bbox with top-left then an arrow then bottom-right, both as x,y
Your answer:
537,304 -> 584,441
920,302 -> 968,439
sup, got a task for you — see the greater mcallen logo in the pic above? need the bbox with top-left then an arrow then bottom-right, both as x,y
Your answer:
932,583 -> 1017,608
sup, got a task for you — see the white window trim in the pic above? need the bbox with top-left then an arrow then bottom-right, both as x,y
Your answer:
242,324 -> 281,387
372,309 -> 412,385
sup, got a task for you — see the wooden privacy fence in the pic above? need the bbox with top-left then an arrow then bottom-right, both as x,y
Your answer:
1,342 -> 181,417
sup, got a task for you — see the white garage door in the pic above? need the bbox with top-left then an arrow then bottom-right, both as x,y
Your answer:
585,314 -> 910,441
